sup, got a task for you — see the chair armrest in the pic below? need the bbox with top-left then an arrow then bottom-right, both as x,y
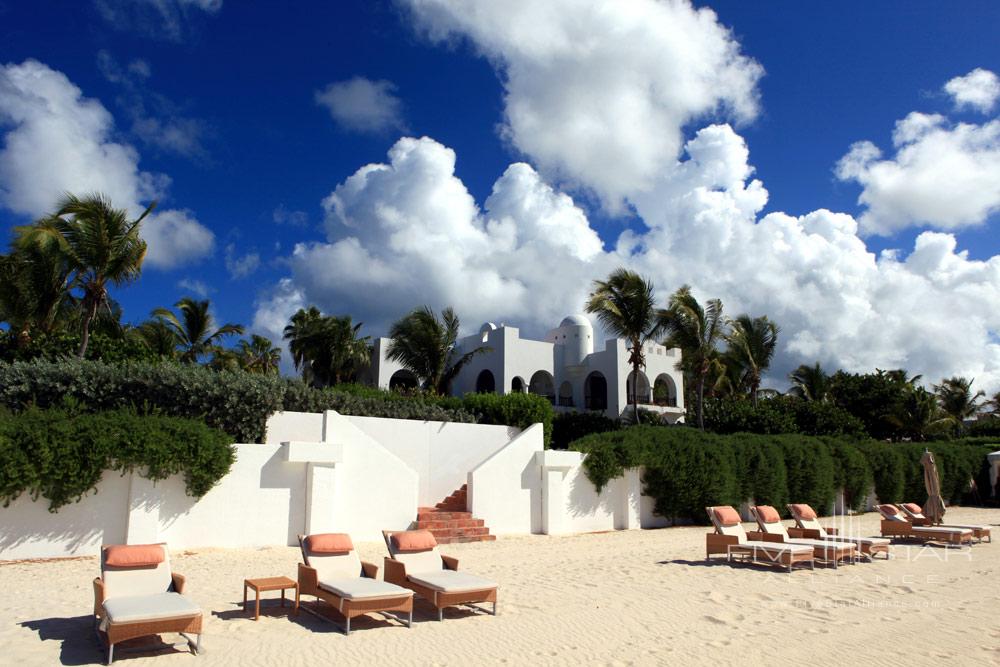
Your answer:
171,572 -> 186,594
824,526 -> 839,535
706,533 -> 738,556
911,517 -> 930,526
748,531 -> 784,543
361,561 -> 379,579
93,577 -> 105,617
383,557 -> 407,587
442,555 -> 459,571
298,563 -> 319,592
788,527 -> 821,540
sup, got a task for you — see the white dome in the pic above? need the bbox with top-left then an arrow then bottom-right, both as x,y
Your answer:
559,314 -> 592,328
479,322 -> 498,335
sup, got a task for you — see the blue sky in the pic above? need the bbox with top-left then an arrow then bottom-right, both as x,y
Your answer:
1,1 -> 999,388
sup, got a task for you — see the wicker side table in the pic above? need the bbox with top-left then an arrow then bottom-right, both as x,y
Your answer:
243,576 -> 299,620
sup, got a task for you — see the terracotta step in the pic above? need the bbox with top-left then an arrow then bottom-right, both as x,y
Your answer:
415,518 -> 485,530
417,510 -> 472,522
436,534 -> 496,544
426,526 -> 490,539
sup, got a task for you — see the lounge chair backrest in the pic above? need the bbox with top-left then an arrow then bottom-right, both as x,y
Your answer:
385,530 -> 443,574
299,534 -> 362,581
752,505 -> 790,539
877,504 -> 907,522
899,503 -> 925,519
706,506 -> 748,545
100,543 -> 173,600
787,504 -> 827,538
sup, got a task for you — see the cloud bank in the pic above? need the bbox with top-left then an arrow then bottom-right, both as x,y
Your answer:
0,59 -> 214,268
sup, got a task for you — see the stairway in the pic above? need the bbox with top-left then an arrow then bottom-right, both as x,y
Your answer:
415,484 -> 496,544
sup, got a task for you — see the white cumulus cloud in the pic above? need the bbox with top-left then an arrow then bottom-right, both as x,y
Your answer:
0,59 -> 214,269
836,112 -> 1000,235
315,77 -> 407,135
401,0 -> 762,206
944,68 -> 1000,113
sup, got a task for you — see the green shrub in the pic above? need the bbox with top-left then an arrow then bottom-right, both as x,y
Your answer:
701,398 -> 796,434
551,411 -> 621,450
0,407 -> 234,511
856,441 -> 906,505
0,330 -> 163,364
460,392 -> 554,448
825,438 -> 873,511
283,380 -> 476,425
966,417 -> 1000,437
776,436 -> 837,514
733,436 -> 788,510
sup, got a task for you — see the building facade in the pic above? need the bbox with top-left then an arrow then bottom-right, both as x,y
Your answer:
370,314 -> 685,423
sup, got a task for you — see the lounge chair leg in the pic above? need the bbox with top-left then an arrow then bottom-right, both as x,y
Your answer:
344,617 -> 350,635
438,608 -> 443,622
195,633 -> 201,655
408,610 -> 412,628
107,644 -> 114,665
492,601 -> 497,616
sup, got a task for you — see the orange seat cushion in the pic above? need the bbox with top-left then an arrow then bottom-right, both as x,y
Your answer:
391,530 -> 438,552
712,506 -> 741,527
755,505 -> 781,523
104,544 -> 165,567
789,504 -> 816,520
902,503 -> 922,515
306,533 -> 354,554
877,504 -> 900,517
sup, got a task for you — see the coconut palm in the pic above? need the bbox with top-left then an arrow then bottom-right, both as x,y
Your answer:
19,193 -> 153,357
236,334 -> 282,375
386,306 -> 487,394
283,307 -> 370,386
726,314 -> 780,406
585,268 -> 663,424
659,285 -> 727,430
153,297 -> 244,363
0,241 -> 74,345
788,362 -> 830,402
888,384 -> 949,441
133,319 -> 179,359
934,376 -> 985,429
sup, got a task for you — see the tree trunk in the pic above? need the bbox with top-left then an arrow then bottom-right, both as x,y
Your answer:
632,359 -> 641,425
77,297 -> 99,358
696,372 -> 706,430
751,374 -> 759,407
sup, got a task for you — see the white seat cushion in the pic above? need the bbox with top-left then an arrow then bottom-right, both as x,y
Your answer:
786,538 -> 855,550
103,592 -> 200,624
912,526 -> 971,536
406,570 -> 497,593
394,548 -> 443,574
738,541 -> 812,555
840,536 -> 891,546
318,578 -> 412,600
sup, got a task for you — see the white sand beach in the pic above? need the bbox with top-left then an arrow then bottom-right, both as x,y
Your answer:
3,507 -> 999,666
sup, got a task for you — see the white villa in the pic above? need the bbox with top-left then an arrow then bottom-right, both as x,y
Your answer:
369,314 -> 686,423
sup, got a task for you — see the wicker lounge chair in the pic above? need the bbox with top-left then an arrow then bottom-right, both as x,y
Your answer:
297,533 -> 413,634
93,543 -> 202,665
785,503 -> 891,559
750,505 -> 858,567
705,505 -> 814,572
382,529 -> 497,621
876,505 -> 973,546
895,503 -> 991,542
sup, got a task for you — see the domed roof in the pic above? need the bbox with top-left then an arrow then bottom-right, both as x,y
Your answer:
479,322 -> 498,334
559,314 -> 592,328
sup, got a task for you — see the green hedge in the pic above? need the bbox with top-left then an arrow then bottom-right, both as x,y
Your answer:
571,427 -> 994,524
551,411 -> 621,450
0,407 -> 234,511
701,396 -> 866,438
0,359 -> 552,444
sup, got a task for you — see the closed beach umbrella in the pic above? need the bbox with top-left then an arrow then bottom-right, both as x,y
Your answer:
921,450 -> 945,524
989,450 -> 1000,498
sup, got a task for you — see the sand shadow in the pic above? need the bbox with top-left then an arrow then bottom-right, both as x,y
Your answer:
20,615 -> 193,665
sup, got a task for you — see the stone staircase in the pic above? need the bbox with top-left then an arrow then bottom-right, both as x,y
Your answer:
415,484 -> 495,544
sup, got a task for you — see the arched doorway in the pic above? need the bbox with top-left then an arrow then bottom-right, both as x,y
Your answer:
654,374 -> 677,407
584,372 -> 607,411
529,370 -> 555,404
558,381 -> 574,407
626,370 -> 651,405
511,376 -> 525,393
475,369 -> 496,393
389,369 -> 418,391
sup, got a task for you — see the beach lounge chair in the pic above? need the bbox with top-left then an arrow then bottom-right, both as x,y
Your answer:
895,503 -> 991,542
705,505 -> 814,572
93,543 -> 202,664
786,503 -> 891,559
382,529 -> 497,621
750,505 -> 858,567
876,505 -> 973,546
297,533 -> 414,634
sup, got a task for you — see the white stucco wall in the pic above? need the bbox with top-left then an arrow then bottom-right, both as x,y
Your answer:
468,423 -> 545,535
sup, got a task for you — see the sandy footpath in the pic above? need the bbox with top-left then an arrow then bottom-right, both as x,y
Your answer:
2,507 -> 999,666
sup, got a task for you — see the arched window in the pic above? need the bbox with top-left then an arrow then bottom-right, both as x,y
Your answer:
626,370 -> 651,405
654,374 -> 677,407
475,369 -> 496,393
529,370 -> 555,404
511,376 -> 525,393
558,381 -> 574,407
389,369 -> 418,391
584,372 -> 607,411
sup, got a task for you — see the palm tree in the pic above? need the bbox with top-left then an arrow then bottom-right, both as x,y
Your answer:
133,319 -> 178,359
934,376 -> 985,429
659,285 -> 726,430
888,384 -> 949,441
726,314 -> 780,406
236,335 -> 282,375
153,297 -> 244,363
585,268 -> 663,424
788,362 -> 830,401
386,306 -> 487,394
20,193 -> 153,357
283,307 -> 369,386
0,231 -> 74,345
